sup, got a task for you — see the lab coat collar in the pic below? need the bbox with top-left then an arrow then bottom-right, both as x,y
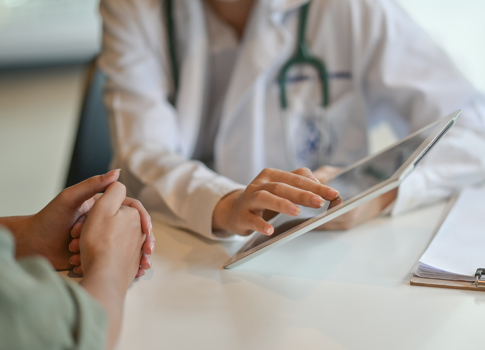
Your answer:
270,0 -> 310,13
215,0 -> 307,177
176,0 -> 308,160
176,0 -> 209,158
221,0 -> 310,110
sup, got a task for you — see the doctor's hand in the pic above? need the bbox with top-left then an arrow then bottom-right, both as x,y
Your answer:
212,167 -> 340,237
313,165 -> 342,184
314,166 -> 397,230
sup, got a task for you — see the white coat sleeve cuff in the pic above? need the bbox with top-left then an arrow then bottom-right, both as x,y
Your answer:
391,171 -> 428,216
185,177 -> 246,241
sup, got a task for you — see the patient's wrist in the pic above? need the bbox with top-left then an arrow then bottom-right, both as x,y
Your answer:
83,260 -> 128,294
0,215 -> 37,257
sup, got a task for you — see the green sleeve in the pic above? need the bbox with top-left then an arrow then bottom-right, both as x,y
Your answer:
0,227 -> 107,350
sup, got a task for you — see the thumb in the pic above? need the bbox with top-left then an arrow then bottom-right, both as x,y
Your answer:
92,181 -> 127,216
60,169 -> 121,209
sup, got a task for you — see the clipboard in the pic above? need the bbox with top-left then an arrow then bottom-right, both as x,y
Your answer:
409,191 -> 485,292
411,269 -> 485,292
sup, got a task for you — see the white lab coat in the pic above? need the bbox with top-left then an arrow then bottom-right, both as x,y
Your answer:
98,0 -> 485,240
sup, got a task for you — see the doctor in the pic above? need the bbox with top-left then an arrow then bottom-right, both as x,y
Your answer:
98,0 -> 485,239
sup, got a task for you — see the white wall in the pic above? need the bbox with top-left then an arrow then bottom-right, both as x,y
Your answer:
370,0 -> 485,154
396,0 -> 485,94
0,0 -> 101,66
0,67 -> 84,216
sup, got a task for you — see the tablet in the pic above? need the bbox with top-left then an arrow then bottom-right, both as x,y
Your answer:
223,110 -> 461,269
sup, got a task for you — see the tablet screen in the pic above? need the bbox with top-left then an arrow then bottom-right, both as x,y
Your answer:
244,124 -> 435,251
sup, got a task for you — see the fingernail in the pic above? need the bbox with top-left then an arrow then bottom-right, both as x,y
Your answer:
288,204 -> 301,216
328,189 -> 339,199
103,169 -> 121,180
311,195 -> 325,207
265,226 -> 274,236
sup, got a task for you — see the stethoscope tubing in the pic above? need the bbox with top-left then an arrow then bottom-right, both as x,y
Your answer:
278,1 -> 329,110
165,0 -> 179,103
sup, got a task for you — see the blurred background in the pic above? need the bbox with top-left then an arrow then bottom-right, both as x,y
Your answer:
0,0 -> 484,217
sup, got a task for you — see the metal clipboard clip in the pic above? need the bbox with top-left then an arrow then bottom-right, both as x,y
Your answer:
474,269 -> 485,288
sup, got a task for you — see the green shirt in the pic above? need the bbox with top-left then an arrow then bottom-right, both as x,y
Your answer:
0,226 -> 107,350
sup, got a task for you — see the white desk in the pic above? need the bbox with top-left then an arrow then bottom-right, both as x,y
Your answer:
118,201 -> 485,350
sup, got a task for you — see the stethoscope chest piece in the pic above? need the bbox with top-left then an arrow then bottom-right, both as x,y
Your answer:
282,105 -> 332,170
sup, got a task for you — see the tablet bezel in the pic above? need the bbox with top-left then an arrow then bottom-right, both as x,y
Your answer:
223,111 -> 461,269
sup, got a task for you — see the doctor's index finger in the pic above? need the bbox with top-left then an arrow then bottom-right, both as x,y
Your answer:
291,167 -> 320,183
258,168 -> 339,201
92,181 -> 127,216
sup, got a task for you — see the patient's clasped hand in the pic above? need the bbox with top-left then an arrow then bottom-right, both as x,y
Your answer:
0,169 -> 155,349
4,169 -> 155,277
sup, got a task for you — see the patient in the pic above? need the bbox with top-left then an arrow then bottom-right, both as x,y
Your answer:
0,170 -> 155,349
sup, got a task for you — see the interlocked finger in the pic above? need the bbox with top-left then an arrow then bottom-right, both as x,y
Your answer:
71,215 -> 86,238
70,254 -> 81,266
69,238 -> 80,253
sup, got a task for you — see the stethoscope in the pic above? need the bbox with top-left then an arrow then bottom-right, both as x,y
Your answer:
278,1 -> 329,110
164,0 -> 331,168
277,1 -> 330,169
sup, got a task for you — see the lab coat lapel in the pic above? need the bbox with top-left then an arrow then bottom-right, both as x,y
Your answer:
175,0 -> 208,158
215,0 -> 309,182
220,0 -> 309,122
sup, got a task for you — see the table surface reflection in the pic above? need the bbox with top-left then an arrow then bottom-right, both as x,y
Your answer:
117,200 -> 485,350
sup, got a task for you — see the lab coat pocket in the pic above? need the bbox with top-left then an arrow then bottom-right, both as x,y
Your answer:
324,91 -> 368,167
